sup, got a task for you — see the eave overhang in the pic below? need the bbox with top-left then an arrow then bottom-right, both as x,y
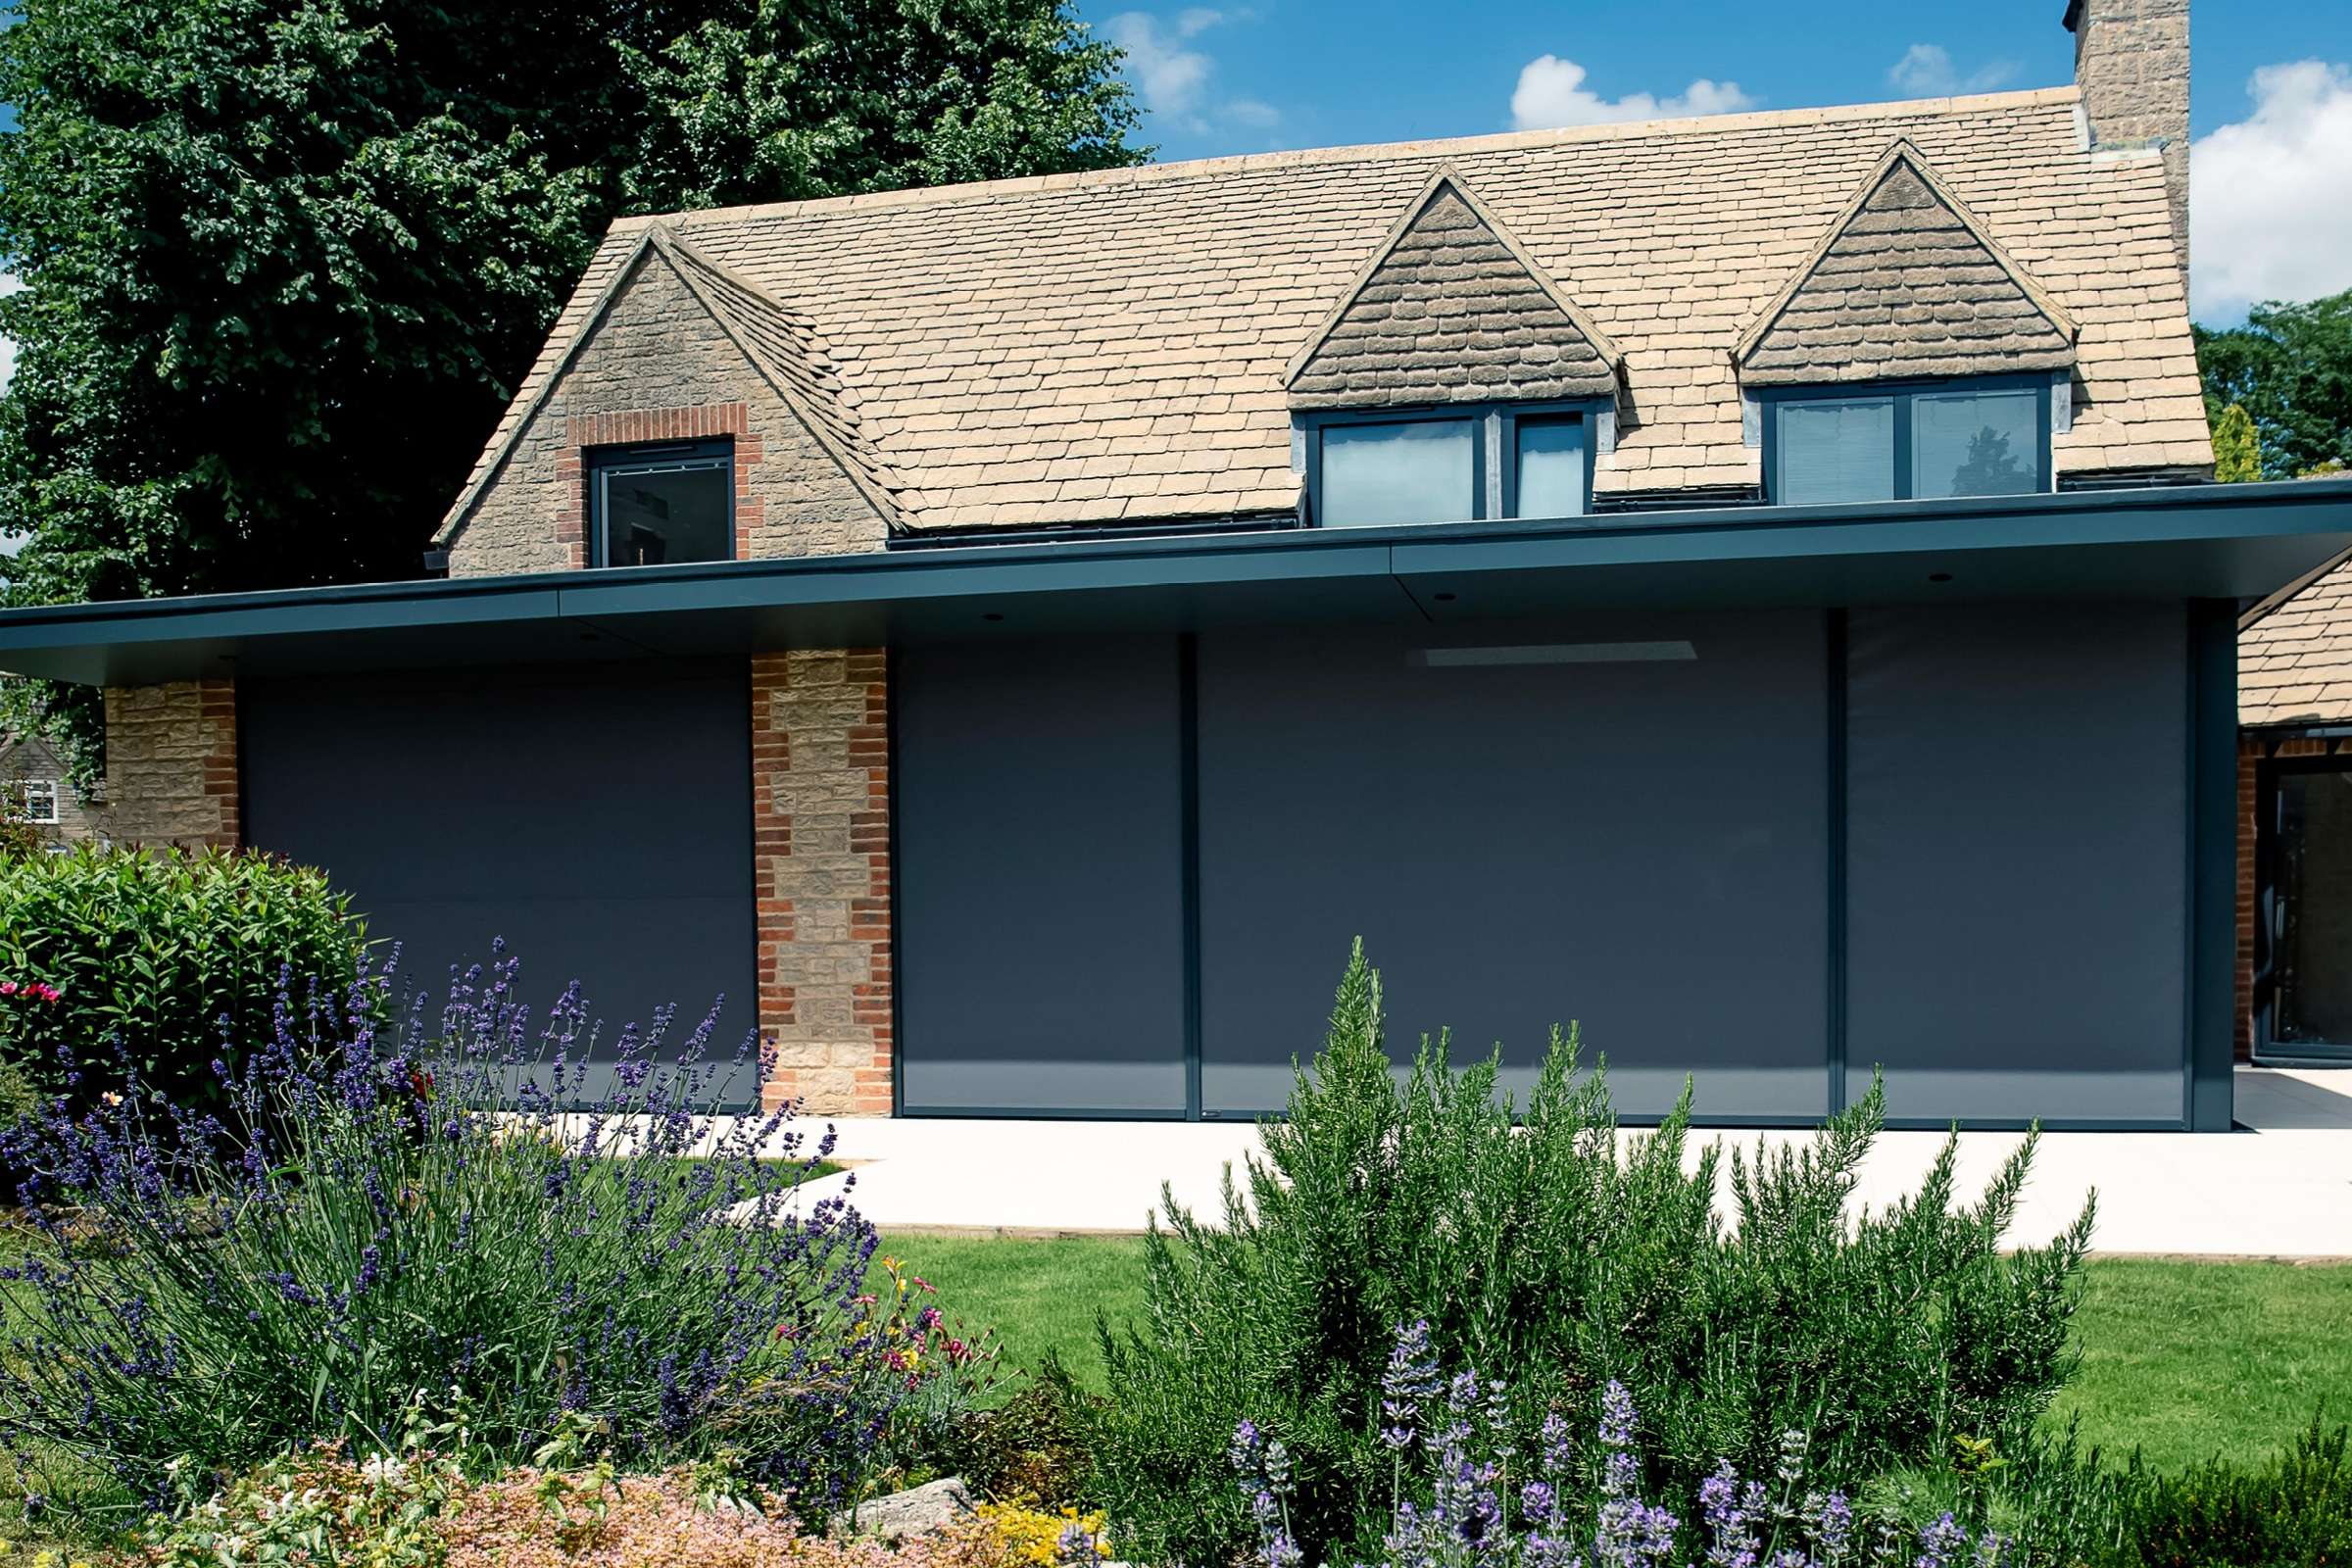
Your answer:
5,479 -> 2351,687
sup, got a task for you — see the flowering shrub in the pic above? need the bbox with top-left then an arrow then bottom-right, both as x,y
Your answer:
970,1502 -> 1113,1568
0,944 -> 912,1517
1090,945 -> 2092,1568
1229,1323 -> 2013,1568
0,843 -> 365,1110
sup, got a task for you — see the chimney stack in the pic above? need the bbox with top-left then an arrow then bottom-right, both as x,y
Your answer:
2064,0 -> 2190,282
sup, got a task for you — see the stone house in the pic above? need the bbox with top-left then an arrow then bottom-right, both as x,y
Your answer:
0,730 -> 102,848
3,0 -> 2349,1128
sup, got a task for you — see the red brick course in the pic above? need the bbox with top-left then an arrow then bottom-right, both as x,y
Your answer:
562,403 -> 758,568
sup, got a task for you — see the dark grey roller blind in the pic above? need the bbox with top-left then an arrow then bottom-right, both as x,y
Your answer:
895,635 -> 1189,1113
1195,612 -> 1832,1119
1843,603 -> 2188,1124
242,662 -> 760,1104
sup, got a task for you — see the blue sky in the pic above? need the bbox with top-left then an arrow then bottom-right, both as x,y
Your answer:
1089,0 -> 2352,322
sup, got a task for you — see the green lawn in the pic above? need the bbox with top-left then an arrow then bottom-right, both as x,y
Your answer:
884,1234 -> 2352,1472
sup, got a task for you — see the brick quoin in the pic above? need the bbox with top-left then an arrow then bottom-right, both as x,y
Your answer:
98,678 -> 242,849
752,649 -> 892,1115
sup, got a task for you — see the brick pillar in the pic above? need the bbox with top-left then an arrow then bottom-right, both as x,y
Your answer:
751,649 -> 893,1115
99,679 -> 240,848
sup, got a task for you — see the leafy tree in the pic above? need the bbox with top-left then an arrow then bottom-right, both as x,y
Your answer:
2195,288 -> 2352,480
0,0 -> 1142,765
1946,424 -> 2027,496
2212,401 -> 2262,482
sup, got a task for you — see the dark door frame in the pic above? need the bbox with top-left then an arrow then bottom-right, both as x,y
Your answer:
2252,737 -> 2352,1065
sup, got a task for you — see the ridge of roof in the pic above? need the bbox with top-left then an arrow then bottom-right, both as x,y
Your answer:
1282,165 -> 1623,393
612,86 -> 2084,233
1732,137 -> 2081,372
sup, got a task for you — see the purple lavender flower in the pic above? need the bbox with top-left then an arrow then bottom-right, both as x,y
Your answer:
1916,1513 -> 1969,1568
1382,1319 -> 1440,1452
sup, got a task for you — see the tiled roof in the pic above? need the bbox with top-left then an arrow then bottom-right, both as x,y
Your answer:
1736,143 -> 2077,386
1286,172 -> 1619,411
444,86 -> 2209,536
2242,552 -> 2352,726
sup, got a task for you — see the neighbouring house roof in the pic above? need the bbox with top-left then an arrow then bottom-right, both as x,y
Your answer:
1284,170 -> 1620,412
2241,552 -> 2352,727
439,85 -> 2208,538
1734,142 -> 2078,387
442,224 -> 901,541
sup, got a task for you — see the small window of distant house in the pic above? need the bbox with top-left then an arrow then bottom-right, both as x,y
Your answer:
1304,406 -> 1596,527
14,779 -> 59,826
1765,378 -> 2049,506
590,439 -> 734,567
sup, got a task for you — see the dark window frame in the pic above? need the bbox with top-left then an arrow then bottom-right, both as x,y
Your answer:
2253,747 -> 2352,1064
1758,373 -> 2053,506
1297,399 -> 1606,527
587,437 -> 737,568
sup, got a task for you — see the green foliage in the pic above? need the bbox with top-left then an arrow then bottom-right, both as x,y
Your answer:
0,0 -> 1144,772
1087,944 -> 2095,1567
2212,403 -> 2263,483
2195,289 -> 2352,481
2109,1415 -> 2352,1567
0,843 -> 366,1106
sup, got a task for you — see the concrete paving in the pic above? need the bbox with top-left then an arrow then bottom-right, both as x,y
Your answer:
765,1066 -> 2352,1258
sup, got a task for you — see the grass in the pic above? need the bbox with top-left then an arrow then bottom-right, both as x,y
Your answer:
883,1233 -> 2352,1471
2050,1257 -> 2352,1472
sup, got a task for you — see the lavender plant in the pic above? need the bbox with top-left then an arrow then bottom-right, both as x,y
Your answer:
1092,944 -> 2092,1568
1230,1324 -> 2010,1568
0,942 -> 904,1520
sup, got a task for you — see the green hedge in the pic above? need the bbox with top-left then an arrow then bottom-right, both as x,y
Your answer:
0,843 -> 367,1106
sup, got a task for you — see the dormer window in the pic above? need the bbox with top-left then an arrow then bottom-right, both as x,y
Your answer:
1764,377 -> 2051,507
590,438 -> 734,566
1301,404 -> 1600,527
1285,170 -> 1622,530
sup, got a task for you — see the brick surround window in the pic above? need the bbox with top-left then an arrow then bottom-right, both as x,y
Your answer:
590,439 -> 734,566
560,403 -> 764,568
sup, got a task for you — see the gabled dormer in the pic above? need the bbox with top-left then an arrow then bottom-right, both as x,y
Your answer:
1737,142 -> 2080,506
1286,170 -> 1621,526
435,222 -> 900,575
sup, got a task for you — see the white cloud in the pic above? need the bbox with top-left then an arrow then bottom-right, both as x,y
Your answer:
1508,56 -> 1754,131
1886,43 -> 2019,97
1105,8 -> 1276,135
0,271 -> 19,395
2191,60 -> 2352,320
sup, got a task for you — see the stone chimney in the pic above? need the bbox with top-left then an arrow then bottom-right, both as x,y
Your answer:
2064,0 -> 2190,280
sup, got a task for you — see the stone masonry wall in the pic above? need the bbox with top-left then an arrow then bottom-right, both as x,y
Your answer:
447,248 -> 887,577
2070,0 -> 2189,280
100,680 -> 240,849
753,649 -> 892,1115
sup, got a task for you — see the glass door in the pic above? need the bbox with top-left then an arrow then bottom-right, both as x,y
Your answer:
2261,760 -> 2352,1062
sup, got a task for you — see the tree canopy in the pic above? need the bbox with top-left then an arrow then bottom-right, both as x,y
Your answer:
2194,287 -> 2352,482
0,0 -> 1142,606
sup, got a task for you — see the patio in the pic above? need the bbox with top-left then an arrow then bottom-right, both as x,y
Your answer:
787,1065 -> 2352,1257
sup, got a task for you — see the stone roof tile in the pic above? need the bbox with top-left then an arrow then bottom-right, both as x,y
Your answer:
440,87 -> 2206,537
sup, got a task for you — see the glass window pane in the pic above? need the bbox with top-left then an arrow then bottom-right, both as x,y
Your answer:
1318,420 -> 1475,527
1513,416 -> 1587,518
600,461 -> 732,566
2277,769 -> 2352,1049
1776,398 -> 1894,505
1913,388 -> 2042,498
